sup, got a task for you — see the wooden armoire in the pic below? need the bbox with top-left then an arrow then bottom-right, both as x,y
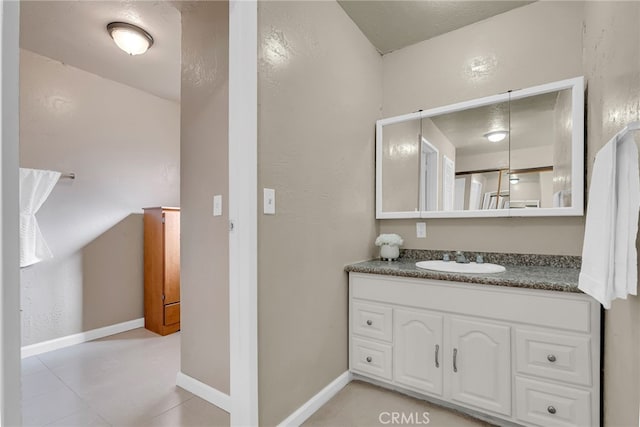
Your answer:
143,207 -> 180,335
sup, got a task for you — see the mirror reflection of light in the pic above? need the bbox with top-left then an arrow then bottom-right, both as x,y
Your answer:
388,142 -> 418,159
484,130 -> 508,142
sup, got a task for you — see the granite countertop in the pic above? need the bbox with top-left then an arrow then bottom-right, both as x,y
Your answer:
345,250 -> 582,293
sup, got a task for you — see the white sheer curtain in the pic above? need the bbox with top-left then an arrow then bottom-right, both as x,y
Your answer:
19,168 -> 61,267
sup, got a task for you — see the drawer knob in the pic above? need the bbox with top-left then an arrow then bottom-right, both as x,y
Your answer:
366,320 -> 373,326
366,356 -> 372,363
547,406 -> 556,415
547,354 -> 557,362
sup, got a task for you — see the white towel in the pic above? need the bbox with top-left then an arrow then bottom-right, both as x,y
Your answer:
578,132 -> 640,308
19,168 -> 61,268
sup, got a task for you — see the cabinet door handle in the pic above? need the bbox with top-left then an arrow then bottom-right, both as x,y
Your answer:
547,406 -> 556,415
435,344 -> 440,368
453,348 -> 458,372
547,354 -> 557,362
366,320 -> 373,326
366,356 -> 372,363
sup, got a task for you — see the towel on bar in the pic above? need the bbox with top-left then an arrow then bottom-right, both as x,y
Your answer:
579,131 -> 640,308
19,168 -> 61,268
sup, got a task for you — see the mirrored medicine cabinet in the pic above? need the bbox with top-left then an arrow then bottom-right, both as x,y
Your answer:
376,77 -> 584,219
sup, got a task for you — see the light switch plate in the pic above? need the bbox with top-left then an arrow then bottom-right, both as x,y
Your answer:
213,195 -> 223,216
264,188 -> 276,215
416,222 -> 426,238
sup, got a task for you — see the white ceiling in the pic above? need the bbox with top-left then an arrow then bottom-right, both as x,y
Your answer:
20,1 -> 181,102
338,0 -> 535,54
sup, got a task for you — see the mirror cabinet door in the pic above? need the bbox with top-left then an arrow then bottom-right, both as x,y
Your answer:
422,100 -> 510,212
379,118 -> 421,216
509,88 -> 573,210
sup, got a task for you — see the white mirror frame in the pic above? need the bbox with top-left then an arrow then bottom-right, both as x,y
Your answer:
376,76 -> 584,219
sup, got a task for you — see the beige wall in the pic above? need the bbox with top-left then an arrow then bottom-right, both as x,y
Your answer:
379,1 -> 585,255
257,1 -> 381,424
179,1 -> 230,394
583,2 -> 640,426
19,49 -> 180,345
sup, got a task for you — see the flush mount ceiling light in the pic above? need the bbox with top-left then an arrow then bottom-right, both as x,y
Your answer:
484,130 -> 509,143
107,22 -> 154,56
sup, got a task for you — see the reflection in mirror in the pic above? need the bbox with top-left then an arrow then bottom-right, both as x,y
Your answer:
509,88 -> 572,208
422,100 -> 510,211
455,170 -> 507,210
381,118 -> 420,214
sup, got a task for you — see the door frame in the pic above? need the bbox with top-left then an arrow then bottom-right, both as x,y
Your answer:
228,1 -> 258,425
0,1 -> 22,425
419,136 -> 439,211
0,1 -> 260,425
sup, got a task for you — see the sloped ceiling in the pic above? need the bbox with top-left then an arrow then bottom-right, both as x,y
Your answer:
20,1 -> 181,102
338,0 -> 535,54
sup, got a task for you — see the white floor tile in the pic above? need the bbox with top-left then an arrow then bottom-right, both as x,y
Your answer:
21,356 -> 48,376
147,396 -> 229,427
22,386 -> 87,427
22,368 -> 67,400
21,329 -> 202,427
45,407 -> 111,427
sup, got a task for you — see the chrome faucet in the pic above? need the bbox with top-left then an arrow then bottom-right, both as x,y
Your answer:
455,251 -> 469,264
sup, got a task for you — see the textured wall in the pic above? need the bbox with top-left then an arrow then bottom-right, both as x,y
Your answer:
179,1 -> 230,394
583,2 -> 640,426
257,1 -> 381,424
379,1 -> 585,255
19,49 -> 180,345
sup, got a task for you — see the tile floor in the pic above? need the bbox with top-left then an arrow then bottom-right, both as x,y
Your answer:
304,381 -> 494,427
21,328 -> 229,427
23,329 -> 493,427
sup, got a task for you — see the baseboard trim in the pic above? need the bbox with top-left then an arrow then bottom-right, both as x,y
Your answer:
278,371 -> 352,427
176,371 -> 231,413
21,318 -> 145,358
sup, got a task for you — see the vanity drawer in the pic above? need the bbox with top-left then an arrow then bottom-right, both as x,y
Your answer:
516,329 -> 591,386
351,337 -> 392,380
352,301 -> 392,342
515,377 -> 591,427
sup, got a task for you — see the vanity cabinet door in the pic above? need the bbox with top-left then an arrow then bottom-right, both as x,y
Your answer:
449,317 -> 511,416
394,309 -> 443,396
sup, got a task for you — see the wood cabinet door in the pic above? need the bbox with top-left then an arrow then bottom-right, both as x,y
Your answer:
163,210 -> 180,304
449,316 -> 511,416
394,309 -> 443,396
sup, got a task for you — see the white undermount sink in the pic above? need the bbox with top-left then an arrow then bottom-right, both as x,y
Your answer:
415,260 -> 506,274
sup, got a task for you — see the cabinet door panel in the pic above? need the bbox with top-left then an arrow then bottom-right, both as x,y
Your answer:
163,210 -> 180,304
449,317 -> 511,416
394,309 -> 443,396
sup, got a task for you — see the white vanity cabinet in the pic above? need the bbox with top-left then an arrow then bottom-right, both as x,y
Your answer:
349,273 -> 601,427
